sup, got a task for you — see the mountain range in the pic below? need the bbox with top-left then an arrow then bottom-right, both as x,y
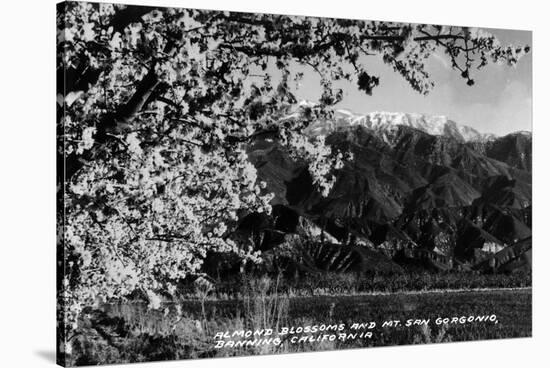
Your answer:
236,105 -> 532,276
306,108 -> 498,143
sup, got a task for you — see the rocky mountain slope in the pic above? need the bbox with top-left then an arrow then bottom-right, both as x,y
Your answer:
239,107 -> 532,276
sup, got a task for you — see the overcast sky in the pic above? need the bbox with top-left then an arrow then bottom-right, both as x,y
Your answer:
286,27 -> 532,136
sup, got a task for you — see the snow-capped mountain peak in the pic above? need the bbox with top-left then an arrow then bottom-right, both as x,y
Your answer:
304,108 -> 496,143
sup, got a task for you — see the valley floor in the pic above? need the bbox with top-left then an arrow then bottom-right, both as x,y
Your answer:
68,288 -> 531,366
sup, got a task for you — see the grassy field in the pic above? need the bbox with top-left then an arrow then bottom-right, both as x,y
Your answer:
204,271 -> 532,298
69,287 -> 531,365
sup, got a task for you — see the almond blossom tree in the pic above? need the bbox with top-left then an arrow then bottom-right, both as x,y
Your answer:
56,1 -> 529,351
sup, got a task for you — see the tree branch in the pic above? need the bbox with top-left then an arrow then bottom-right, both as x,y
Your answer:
65,69 -> 160,181
109,5 -> 158,33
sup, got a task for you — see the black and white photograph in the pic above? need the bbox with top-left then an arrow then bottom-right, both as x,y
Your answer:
0,0 -> 550,368
29,0 -> 545,366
